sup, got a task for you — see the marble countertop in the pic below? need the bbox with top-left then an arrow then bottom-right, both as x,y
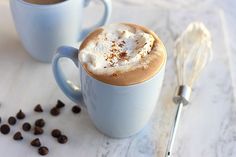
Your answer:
0,0 -> 235,157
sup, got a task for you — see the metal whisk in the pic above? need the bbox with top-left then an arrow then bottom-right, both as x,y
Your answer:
165,22 -> 213,157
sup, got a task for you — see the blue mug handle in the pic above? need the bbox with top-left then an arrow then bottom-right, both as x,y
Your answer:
80,0 -> 112,40
52,46 -> 86,108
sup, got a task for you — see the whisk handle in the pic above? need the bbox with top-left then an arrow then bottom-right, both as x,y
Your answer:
165,101 -> 184,157
165,85 -> 192,157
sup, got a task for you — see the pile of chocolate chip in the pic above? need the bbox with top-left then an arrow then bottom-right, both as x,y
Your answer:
0,100 -> 81,156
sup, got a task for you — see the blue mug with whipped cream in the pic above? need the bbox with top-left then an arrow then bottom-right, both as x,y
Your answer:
52,23 -> 167,138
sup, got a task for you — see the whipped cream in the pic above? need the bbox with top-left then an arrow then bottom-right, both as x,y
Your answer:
79,24 -> 155,75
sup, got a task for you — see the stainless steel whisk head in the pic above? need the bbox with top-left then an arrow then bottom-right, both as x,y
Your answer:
165,22 -> 213,157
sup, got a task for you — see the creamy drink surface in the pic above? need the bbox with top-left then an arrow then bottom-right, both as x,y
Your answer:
79,23 -> 167,86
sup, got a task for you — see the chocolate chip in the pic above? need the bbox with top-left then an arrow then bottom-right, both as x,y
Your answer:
34,104 -> 43,112
50,107 -> 60,116
38,146 -> 49,156
0,124 -> 10,134
16,110 -> 25,120
57,135 -> 68,144
13,131 -> 23,140
35,119 -> 45,128
34,126 -> 44,135
51,129 -> 61,138
31,138 -> 41,147
8,116 -> 17,125
22,122 -> 31,131
56,100 -> 65,108
72,105 -> 81,114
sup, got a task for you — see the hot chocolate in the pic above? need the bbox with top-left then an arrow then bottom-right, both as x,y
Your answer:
79,23 -> 167,86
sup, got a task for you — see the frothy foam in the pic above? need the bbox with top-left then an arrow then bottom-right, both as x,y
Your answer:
79,24 -> 155,75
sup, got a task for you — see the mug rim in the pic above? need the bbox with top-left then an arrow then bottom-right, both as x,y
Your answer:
15,0 -> 76,8
77,22 -> 167,87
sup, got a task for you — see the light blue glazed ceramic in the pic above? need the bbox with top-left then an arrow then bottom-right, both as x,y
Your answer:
10,0 -> 112,62
52,46 -> 166,138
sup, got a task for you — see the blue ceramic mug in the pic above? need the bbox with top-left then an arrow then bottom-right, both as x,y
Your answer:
10,0 -> 112,62
52,43 -> 166,138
